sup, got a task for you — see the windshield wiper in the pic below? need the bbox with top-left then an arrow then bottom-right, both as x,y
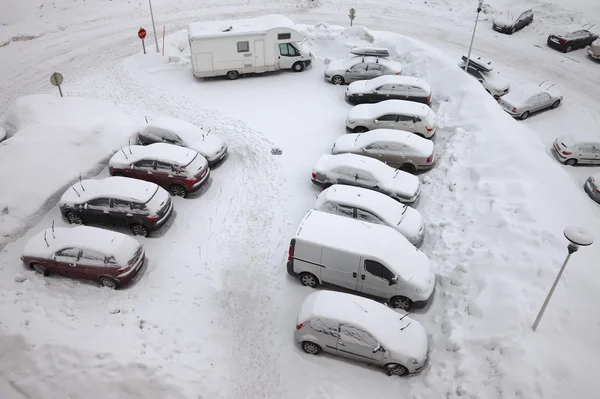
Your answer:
400,322 -> 412,331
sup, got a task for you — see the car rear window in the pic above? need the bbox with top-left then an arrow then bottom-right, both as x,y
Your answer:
184,154 -> 205,176
144,186 -> 167,214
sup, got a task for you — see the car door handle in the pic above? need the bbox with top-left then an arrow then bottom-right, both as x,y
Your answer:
361,275 -> 366,280
352,272 -> 357,278
338,342 -> 346,346
69,263 -> 77,267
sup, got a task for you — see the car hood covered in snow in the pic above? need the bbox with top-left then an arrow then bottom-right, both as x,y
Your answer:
347,80 -> 370,95
325,57 -> 359,75
331,134 -> 360,153
385,169 -> 420,198
482,71 -> 510,91
493,15 -> 515,27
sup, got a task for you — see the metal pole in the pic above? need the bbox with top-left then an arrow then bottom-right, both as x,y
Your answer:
142,38 -> 146,54
531,252 -> 572,331
58,84 -> 63,98
464,8 -> 482,72
148,0 -> 159,53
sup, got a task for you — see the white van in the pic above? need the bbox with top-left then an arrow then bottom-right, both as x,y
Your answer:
187,14 -> 312,80
287,210 -> 435,310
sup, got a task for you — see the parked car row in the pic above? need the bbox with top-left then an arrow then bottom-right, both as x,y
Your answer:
552,135 -> 600,204
21,117 -> 228,288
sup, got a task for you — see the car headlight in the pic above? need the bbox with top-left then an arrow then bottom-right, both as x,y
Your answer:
416,287 -> 425,293
408,357 -> 419,365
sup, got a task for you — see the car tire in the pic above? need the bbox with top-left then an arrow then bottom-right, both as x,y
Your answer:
66,212 -> 84,225
301,341 -> 322,355
292,62 -> 305,72
565,45 -> 572,53
130,224 -> 150,237
355,97 -> 367,104
226,70 -> 240,80
31,263 -> 48,276
520,111 -> 530,120
331,75 -> 345,85
400,164 -> 417,174
565,158 -> 578,166
100,277 -> 118,289
112,171 -> 125,177
299,272 -> 319,288
390,295 -> 413,311
551,100 -> 561,109
354,126 -> 369,133
170,184 -> 188,198
386,363 -> 409,377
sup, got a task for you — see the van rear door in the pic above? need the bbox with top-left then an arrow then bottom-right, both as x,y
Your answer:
320,247 -> 360,291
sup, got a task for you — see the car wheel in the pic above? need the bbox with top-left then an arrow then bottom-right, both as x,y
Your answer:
100,277 -> 118,289
520,111 -> 530,120
299,272 -> 319,288
400,163 -> 417,174
130,224 -> 150,237
226,70 -> 240,80
355,97 -> 367,104
565,45 -> 572,53
331,75 -> 344,85
292,62 -> 305,72
170,184 -> 188,198
301,341 -> 322,355
551,100 -> 561,109
31,263 -> 48,276
390,296 -> 413,311
354,126 -> 369,133
66,212 -> 84,225
565,158 -> 578,166
112,171 -> 124,177
386,363 -> 409,377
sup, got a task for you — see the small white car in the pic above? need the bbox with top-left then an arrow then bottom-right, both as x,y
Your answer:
459,56 -> 510,98
553,135 -> 600,166
346,99 -> 437,138
331,129 -> 435,173
311,153 -> 420,204
138,116 -> 227,165
498,82 -> 562,120
324,56 -> 402,85
296,290 -> 429,376
315,184 -> 425,246
589,39 -> 600,60
345,75 -> 432,105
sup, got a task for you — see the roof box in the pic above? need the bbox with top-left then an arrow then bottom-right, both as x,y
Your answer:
350,47 -> 390,57
461,55 -> 493,72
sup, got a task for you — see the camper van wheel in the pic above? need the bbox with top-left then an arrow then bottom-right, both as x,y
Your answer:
386,363 -> 408,377
299,272 -> 319,288
226,70 -> 240,80
302,341 -> 322,355
390,296 -> 412,311
331,75 -> 344,85
292,62 -> 305,72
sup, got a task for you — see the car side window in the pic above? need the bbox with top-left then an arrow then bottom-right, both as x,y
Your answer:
130,202 -> 147,214
87,198 -> 110,209
468,68 -> 483,80
374,84 -> 391,93
539,93 -> 551,102
55,247 -> 81,260
579,144 -> 593,152
159,131 -> 183,146
364,142 -> 387,151
309,319 -> 340,338
364,259 -> 395,281
397,114 -> 415,122
377,114 -> 397,121
134,159 -> 155,169
357,170 -> 377,184
356,208 -> 382,224
79,249 -> 106,266
349,63 -> 368,72
111,199 -> 131,212
156,161 -> 174,173
339,324 -> 377,348
333,204 -> 354,217
366,63 -> 385,72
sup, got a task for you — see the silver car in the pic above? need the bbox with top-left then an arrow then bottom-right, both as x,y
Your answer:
553,135 -> 600,166
498,82 -> 562,120
324,56 -> 402,85
584,173 -> 600,203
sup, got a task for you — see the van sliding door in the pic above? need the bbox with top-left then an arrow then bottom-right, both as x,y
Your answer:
320,248 -> 360,291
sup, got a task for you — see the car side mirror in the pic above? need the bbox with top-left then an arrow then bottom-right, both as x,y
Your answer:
373,344 -> 384,353
51,254 -> 56,261
84,203 -> 88,209
374,120 -> 379,124
389,276 -> 398,286
346,69 -> 351,72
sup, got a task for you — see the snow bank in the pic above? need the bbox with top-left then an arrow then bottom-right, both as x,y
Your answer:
0,94 -> 138,248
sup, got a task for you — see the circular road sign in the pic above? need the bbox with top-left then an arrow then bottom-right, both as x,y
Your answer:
138,28 -> 147,39
50,72 -> 63,87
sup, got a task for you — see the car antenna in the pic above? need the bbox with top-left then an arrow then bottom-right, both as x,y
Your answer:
79,173 -> 85,191
44,231 -> 49,247
128,138 -> 133,154
51,220 -> 55,239
120,145 -> 129,160
400,321 -> 412,331
71,186 -> 81,197
352,301 -> 368,313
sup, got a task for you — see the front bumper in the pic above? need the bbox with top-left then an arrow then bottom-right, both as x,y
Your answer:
411,281 -> 435,310
493,24 -> 512,34
207,147 -> 228,165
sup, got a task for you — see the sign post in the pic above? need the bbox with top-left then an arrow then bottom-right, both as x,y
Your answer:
138,28 -> 147,54
349,8 -> 356,26
49,72 -> 64,97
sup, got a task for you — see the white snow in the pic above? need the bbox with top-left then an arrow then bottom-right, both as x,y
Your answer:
348,99 -> 432,121
109,143 -> 201,168
341,129 -> 434,157
326,55 -> 402,74
502,83 -> 562,107
59,176 -> 161,206
363,75 -> 431,92
187,14 -> 296,39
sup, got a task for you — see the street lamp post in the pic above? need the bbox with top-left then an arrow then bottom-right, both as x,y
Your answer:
532,226 -> 594,332
464,0 -> 484,72
148,0 -> 160,53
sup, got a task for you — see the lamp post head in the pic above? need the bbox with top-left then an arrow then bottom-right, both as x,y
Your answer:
477,0 -> 484,12
564,226 -> 593,253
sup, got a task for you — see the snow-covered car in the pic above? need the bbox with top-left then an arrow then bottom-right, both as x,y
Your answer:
346,99 -> 437,138
59,176 -> 173,237
311,153 -> 420,204
492,9 -> 534,34
588,39 -> 600,60
324,56 -> 402,85
345,75 -> 432,105
498,83 -> 562,120
295,290 -> 428,376
315,184 -> 425,246
21,226 -> 145,289
459,56 -> 510,98
584,173 -> 600,203
552,135 -> 600,166
547,30 -> 598,53
331,129 -> 435,173
0,126 -> 6,142
108,143 -> 210,197
138,116 -> 227,165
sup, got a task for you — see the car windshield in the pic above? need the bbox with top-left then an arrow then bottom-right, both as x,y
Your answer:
144,186 -> 165,214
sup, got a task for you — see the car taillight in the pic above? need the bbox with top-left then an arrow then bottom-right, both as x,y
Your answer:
296,322 -> 305,330
562,151 -> 572,155
147,215 -> 158,222
426,154 -> 433,163
288,245 -> 293,261
396,72 -> 401,76
560,39 -> 567,44
426,127 -> 433,132
185,177 -> 197,184
311,172 -> 316,179
426,96 -> 431,103
117,265 -> 131,273
512,107 -> 517,113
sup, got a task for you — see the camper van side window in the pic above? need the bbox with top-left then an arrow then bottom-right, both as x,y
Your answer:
237,41 -> 249,53
277,33 -> 291,40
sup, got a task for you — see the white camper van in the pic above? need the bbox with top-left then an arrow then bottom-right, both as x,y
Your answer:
287,210 -> 435,311
187,14 -> 312,80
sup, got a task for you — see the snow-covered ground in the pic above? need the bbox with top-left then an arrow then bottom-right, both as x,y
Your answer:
1,0 -> 599,398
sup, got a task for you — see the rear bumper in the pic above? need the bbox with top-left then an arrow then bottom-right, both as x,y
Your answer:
584,180 -> 600,203
148,201 -> 174,231
116,254 -> 145,286
547,38 -> 566,51
189,169 -> 210,192
552,144 -> 569,162
287,260 -> 298,277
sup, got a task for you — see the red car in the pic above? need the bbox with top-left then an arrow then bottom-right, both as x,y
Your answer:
108,143 -> 210,197
21,226 -> 145,289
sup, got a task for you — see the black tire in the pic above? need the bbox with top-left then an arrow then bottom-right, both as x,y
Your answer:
354,97 -> 367,105
331,75 -> 344,85
66,212 -> 84,225
390,296 -> 413,311
551,100 -> 561,109
565,45 -> 572,53
100,277 -> 118,289
354,126 -> 369,133
112,171 -> 124,177
565,158 -> 578,166
170,184 -> 188,197
299,272 -> 319,288
301,341 -> 322,355
400,164 -> 417,174
292,62 -> 305,72
31,263 -> 48,276
130,224 -> 150,237
520,111 -> 530,120
386,363 -> 409,377
226,70 -> 239,80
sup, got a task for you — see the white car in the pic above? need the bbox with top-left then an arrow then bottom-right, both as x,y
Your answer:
315,184 -> 425,246
553,135 -> 600,166
459,56 -> 510,98
324,56 -> 402,85
588,39 -> 600,60
138,116 -> 228,165
346,99 -> 437,138
345,75 -> 432,105
0,126 -> 6,142
295,290 -> 428,376
498,83 -> 562,120
311,153 -> 420,204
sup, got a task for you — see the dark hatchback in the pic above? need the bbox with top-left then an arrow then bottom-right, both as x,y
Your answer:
492,9 -> 534,34
547,30 -> 598,53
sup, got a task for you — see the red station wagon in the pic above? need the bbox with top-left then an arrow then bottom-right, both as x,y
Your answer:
21,226 -> 145,289
108,143 -> 210,197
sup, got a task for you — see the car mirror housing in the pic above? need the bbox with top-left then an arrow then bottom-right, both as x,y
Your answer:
374,120 -> 379,124
389,276 -> 398,286
373,344 -> 384,353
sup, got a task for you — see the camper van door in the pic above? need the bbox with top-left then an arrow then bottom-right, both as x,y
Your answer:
278,42 -> 301,69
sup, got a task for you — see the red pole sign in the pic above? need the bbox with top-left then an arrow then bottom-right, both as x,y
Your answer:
138,28 -> 147,39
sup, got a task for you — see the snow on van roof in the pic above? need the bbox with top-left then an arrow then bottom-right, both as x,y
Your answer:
188,14 -> 295,39
348,100 -> 431,120
354,129 -> 434,156
109,143 -> 198,168
23,226 -> 141,264
59,176 -> 159,205
364,75 -> 430,92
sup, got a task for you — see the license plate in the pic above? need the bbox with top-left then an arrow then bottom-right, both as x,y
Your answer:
551,38 -> 560,44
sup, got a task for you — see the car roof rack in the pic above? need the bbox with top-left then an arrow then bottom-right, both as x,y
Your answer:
461,55 -> 493,72
350,47 -> 390,58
